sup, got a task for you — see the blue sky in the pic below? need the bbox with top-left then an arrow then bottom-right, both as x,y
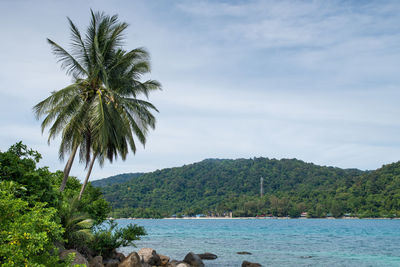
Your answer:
1,0 -> 400,180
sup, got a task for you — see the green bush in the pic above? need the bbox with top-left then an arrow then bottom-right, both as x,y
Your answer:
90,220 -> 146,258
0,142 -> 144,264
0,181 -> 64,266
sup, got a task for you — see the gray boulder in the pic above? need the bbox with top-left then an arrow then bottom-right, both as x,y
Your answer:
197,252 -> 217,260
166,260 -> 179,267
104,258 -> 120,267
137,248 -> 161,266
237,251 -> 252,255
89,255 -> 104,267
59,249 -> 89,266
242,260 -> 262,267
166,260 -> 190,267
118,252 -> 142,267
114,252 -> 126,262
159,254 -> 170,266
183,252 -> 204,267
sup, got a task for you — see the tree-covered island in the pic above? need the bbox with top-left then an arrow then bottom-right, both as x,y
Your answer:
95,157 -> 400,219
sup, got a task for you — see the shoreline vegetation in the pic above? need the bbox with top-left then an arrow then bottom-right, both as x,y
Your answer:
0,142 -> 148,266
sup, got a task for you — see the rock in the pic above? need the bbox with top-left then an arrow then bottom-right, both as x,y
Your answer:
166,260 -> 190,267
197,252 -> 217,260
104,258 -> 120,267
115,252 -> 126,262
118,252 -> 142,267
137,248 -> 161,266
59,249 -> 89,266
90,255 -> 104,267
183,252 -> 204,267
237,251 -> 252,255
166,260 -> 179,267
159,254 -> 170,266
242,260 -> 262,267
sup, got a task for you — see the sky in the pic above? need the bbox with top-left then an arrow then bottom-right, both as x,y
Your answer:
1,0 -> 400,181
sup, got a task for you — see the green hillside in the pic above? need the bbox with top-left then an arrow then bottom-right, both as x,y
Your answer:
94,157 -> 400,218
92,173 -> 143,187
347,161 -> 400,217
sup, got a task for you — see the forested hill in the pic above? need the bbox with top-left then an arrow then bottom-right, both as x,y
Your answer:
92,172 -> 143,187
93,157 -> 400,218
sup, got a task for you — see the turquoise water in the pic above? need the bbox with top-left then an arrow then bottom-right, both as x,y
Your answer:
116,219 -> 400,266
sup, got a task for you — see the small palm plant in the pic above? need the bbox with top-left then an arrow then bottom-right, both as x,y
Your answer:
59,197 -> 94,251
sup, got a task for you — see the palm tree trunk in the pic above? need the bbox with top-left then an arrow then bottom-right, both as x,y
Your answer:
60,145 -> 79,192
78,154 -> 97,200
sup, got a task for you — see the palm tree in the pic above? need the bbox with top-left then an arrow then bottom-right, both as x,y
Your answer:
34,11 -> 161,193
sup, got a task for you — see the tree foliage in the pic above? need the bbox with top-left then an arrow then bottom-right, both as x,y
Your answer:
97,158 -> 400,218
0,182 -> 64,266
0,142 -> 144,265
0,142 -> 61,207
33,10 -> 161,196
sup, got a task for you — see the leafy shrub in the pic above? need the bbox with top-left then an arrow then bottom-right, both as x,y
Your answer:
0,142 -> 144,263
90,220 -> 146,258
0,181 -> 64,266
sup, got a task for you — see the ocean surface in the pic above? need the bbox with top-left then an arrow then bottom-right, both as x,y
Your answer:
116,219 -> 400,267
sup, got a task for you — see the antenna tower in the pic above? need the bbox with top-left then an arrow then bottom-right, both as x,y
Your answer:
260,177 -> 264,197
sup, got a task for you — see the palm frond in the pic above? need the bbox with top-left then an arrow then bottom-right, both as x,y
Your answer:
47,39 -> 88,78
76,219 -> 94,229
67,17 -> 91,72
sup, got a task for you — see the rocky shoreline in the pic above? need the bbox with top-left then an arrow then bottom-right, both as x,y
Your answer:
61,247 -> 262,267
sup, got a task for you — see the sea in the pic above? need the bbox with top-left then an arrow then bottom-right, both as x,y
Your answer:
116,218 -> 400,267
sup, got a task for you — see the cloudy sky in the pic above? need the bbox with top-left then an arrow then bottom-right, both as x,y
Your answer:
1,0 -> 400,181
